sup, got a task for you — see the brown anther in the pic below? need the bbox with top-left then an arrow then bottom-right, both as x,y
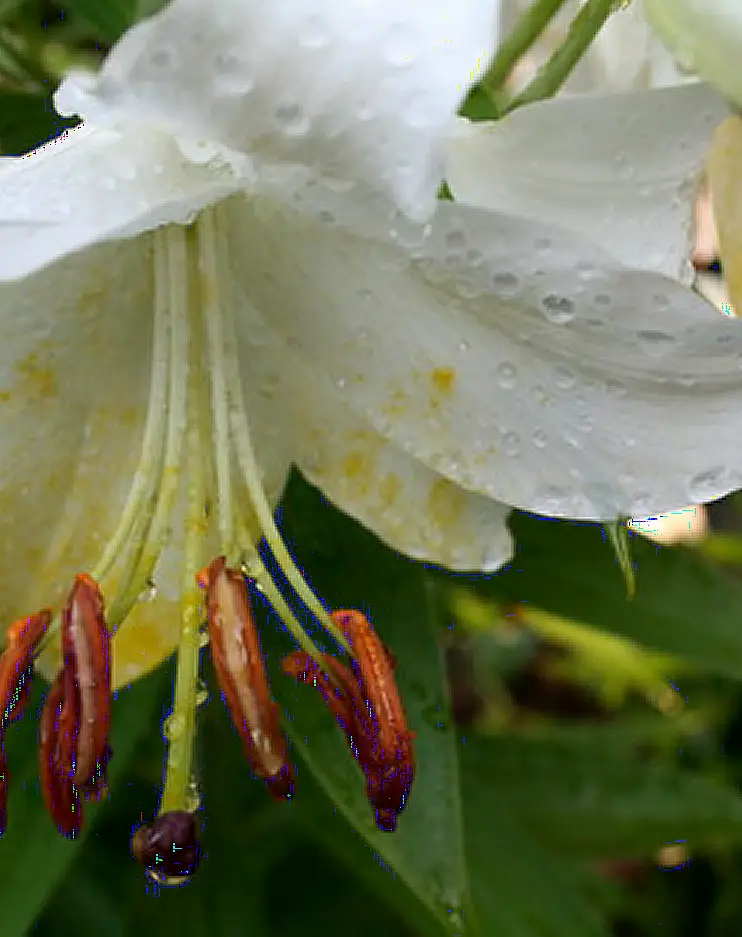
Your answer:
282,610 -> 415,832
131,811 -> 201,880
39,575 -> 111,838
0,610 -> 51,834
198,557 -> 295,800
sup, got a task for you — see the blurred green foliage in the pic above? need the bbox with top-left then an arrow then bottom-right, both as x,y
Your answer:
4,3 -> 742,937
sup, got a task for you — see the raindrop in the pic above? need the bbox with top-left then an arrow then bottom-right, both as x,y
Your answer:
678,373 -> 696,388
576,413 -> 593,434
532,428 -> 548,449
553,366 -> 575,390
163,713 -> 185,742
195,680 -> 209,708
149,47 -> 173,70
502,431 -> 521,457
445,228 -> 467,251
652,293 -> 671,312
185,778 -> 201,813
137,578 -> 158,603
575,260 -> 599,280
496,361 -> 517,390
213,52 -> 255,96
274,101 -> 310,137
465,248 -> 484,268
637,329 -> 675,356
593,292 -> 612,306
335,377 -> 347,390
605,378 -> 627,398
458,339 -> 471,353
199,626 -> 210,649
541,293 -> 575,325
492,271 -> 519,295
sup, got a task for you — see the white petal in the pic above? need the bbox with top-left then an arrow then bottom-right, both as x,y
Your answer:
0,238 -> 151,632
646,0 -> 742,106
226,183 -> 742,522
0,123 -> 241,280
445,83 -> 727,280
228,265 -> 513,572
54,0 -> 497,220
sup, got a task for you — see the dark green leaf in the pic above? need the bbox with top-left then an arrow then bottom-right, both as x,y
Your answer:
0,663 -> 169,937
0,89 -> 76,155
266,473 -> 467,930
461,731 -> 742,857
471,512 -> 742,679
53,0 -> 137,44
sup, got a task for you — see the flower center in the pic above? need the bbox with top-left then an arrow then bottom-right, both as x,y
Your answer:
30,203 -> 352,879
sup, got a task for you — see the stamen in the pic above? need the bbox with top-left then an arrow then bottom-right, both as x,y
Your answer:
197,206 -> 351,657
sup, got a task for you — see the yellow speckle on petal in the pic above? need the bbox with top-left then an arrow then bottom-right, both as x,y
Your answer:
427,476 -> 466,534
16,350 -> 58,399
378,473 -> 402,508
382,387 -> 410,418
430,366 -> 457,396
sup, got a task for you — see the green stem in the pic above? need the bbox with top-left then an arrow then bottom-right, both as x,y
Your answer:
482,0 -> 570,98
0,30 -> 52,89
504,0 -> 615,115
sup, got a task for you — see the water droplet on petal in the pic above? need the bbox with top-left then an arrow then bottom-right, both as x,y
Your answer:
532,428 -> 548,449
496,361 -> 518,390
274,102 -> 310,137
163,713 -> 185,741
541,293 -> 575,325
554,366 -> 575,389
213,52 -> 255,96
637,329 -> 675,357
502,431 -> 521,457
492,271 -> 520,296
445,228 -> 467,251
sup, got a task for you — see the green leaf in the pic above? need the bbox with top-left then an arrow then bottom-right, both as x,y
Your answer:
0,663 -> 169,937
463,773 -> 609,937
0,89 -> 77,155
266,473 -> 467,931
471,512 -> 742,679
54,0 -> 137,44
462,730 -> 742,857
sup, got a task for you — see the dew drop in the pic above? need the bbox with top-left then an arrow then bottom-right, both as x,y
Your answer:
199,626 -> 210,649
185,778 -> 201,813
637,329 -> 675,356
335,377 -> 347,391
576,413 -> 593,434
163,713 -> 186,741
678,373 -> 696,388
532,428 -> 548,448
541,293 -> 575,325
553,366 -> 575,390
213,52 -> 255,96
458,338 -> 471,353
605,378 -> 627,398
502,431 -> 521,457
492,271 -> 520,295
496,361 -> 518,389
195,680 -> 209,707
274,101 -> 310,137
594,292 -> 612,306
445,228 -> 467,251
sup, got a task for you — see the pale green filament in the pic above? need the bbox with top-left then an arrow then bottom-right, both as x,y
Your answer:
159,346 -> 206,816
198,205 -> 351,656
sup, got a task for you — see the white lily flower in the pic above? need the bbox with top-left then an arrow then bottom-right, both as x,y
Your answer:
2,0 -> 742,695
646,0 -> 742,107
0,0 -> 498,687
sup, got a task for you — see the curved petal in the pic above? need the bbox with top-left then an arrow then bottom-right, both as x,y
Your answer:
445,83 -> 727,280
226,182 -> 742,522
0,123 -> 241,281
646,0 -> 742,106
228,268 -> 513,572
54,0 -> 497,220
0,238 -> 152,638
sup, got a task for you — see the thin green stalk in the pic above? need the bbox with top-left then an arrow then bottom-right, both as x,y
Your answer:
504,0 -> 615,114
482,0 -> 569,97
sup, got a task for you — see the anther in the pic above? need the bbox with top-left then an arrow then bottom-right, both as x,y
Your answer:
131,810 -> 201,883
